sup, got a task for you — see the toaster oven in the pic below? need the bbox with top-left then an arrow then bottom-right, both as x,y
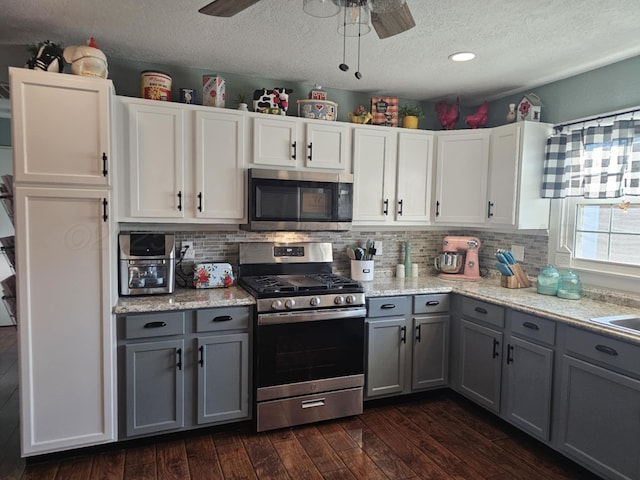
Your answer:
118,233 -> 176,296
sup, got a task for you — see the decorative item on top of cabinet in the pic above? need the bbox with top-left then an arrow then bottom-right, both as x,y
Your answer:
517,93 -> 541,122
465,101 -> 489,129
26,40 -> 64,73
253,87 -> 291,115
506,103 -> 517,123
63,38 -> 108,79
371,96 -> 398,127
348,105 -> 372,124
435,98 -> 460,130
398,104 -> 423,129
141,70 -> 172,101
203,74 -> 225,107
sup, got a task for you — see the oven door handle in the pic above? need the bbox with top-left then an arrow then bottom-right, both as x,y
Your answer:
258,307 -> 367,325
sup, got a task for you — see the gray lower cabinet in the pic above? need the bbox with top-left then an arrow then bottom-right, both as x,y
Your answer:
366,315 -> 408,397
557,326 -> 640,480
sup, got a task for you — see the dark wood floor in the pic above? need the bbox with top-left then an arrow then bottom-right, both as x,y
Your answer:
0,326 -> 601,480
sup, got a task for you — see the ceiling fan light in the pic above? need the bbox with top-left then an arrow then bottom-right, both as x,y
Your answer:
449,52 -> 476,62
303,0 -> 341,18
337,1 -> 371,37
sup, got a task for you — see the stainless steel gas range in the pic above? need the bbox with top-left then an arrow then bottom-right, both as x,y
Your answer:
238,242 -> 366,432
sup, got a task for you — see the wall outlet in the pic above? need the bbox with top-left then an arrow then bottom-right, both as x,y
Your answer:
373,240 -> 382,256
181,241 -> 195,259
511,244 -> 525,262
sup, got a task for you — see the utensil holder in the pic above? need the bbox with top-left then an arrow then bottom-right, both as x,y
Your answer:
501,264 -> 531,288
351,260 -> 374,282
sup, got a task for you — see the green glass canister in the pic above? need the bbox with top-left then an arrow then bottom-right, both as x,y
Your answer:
404,242 -> 412,278
537,264 -> 560,295
557,270 -> 582,300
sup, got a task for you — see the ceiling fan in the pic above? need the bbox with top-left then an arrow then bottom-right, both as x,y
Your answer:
198,0 -> 416,39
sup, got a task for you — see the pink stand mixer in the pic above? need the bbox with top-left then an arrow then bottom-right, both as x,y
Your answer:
434,236 -> 481,281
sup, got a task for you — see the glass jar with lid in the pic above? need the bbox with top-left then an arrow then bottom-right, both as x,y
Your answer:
557,270 -> 582,300
537,264 -> 560,295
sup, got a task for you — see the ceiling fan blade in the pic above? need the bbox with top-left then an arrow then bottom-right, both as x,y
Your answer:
371,3 -> 416,39
199,0 -> 260,17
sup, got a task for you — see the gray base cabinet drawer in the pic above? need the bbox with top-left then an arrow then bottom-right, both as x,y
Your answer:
196,306 -> 250,332
367,296 -> 411,318
509,311 -> 556,346
461,297 -> 504,328
413,294 -> 449,314
124,312 -> 186,339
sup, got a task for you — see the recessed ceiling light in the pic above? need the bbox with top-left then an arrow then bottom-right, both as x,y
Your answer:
449,52 -> 476,62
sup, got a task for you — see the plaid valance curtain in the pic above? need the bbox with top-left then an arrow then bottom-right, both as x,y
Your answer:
542,119 -> 640,198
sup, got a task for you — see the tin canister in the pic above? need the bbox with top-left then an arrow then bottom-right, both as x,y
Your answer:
202,75 -> 225,107
179,88 -> 196,104
141,70 -> 172,101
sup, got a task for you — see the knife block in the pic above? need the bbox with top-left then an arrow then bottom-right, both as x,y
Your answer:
500,263 -> 531,288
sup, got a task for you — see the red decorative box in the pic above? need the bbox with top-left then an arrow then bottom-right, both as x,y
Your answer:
371,96 -> 398,127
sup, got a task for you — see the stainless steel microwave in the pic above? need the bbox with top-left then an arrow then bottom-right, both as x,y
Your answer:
243,168 -> 353,231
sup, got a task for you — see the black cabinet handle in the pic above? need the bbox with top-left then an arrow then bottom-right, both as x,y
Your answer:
102,198 -> 108,222
436,201 -> 440,217
102,152 -> 108,176
400,325 -> 406,344
213,315 -> 233,322
176,348 -> 183,370
523,321 -> 539,330
426,301 -> 440,307
383,198 -> 389,216
475,307 -> 488,315
507,344 -> 514,364
197,192 -> 203,212
199,345 -> 204,367
380,304 -> 396,310
492,338 -> 500,358
307,142 -> 313,161
177,191 -> 182,211
415,324 -> 421,343
398,199 -> 403,216
487,201 -> 494,218
292,141 -> 297,159
595,344 -> 619,356
144,321 -> 167,328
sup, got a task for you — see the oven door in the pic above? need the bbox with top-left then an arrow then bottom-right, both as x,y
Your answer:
256,307 -> 365,398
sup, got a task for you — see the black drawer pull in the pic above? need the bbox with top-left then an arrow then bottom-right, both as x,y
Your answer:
415,324 -> 422,342
595,344 -> 619,356
176,348 -> 183,370
213,315 -> 233,322
523,321 -> 539,330
507,344 -> 514,364
425,301 -> 440,307
475,307 -> 488,315
380,304 -> 396,310
400,326 -> 407,344
199,345 -> 204,367
144,321 -> 167,328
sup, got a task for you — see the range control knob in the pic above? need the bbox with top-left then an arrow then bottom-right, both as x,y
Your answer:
284,299 -> 296,309
345,295 -> 357,304
334,296 -> 344,305
310,297 -> 321,307
271,300 -> 283,311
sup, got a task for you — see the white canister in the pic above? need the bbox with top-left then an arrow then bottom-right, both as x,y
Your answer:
351,260 -> 374,282
411,263 -> 419,277
396,264 -> 405,278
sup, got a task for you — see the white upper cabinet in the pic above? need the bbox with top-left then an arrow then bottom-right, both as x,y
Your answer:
395,131 -> 434,224
11,68 -> 112,186
252,115 -> 350,171
118,98 -> 246,224
434,131 -> 490,225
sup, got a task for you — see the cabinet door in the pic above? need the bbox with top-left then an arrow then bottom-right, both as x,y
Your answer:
458,319 -> 503,413
503,336 -> 553,441
366,317 -> 407,398
412,314 -> 449,390
10,67 -> 111,186
434,132 -> 489,224
304,122 -> 349,170
488,125 -> 519,226
395,131 -> 434,224
252,116 -> 298,167
126,102 -> 185,218
558,355 -> 640,480
195,110 -> 246,221
197,333 -> 250,425
353,127 -> 396,224
125,339 -> 185,437
16,186 -> 115,455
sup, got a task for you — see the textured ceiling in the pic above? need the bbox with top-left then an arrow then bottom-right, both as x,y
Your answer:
2,0 -> 640,103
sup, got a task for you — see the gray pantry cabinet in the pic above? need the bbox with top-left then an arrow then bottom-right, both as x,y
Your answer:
118,306 -> 251,439
365,294 -> 449,399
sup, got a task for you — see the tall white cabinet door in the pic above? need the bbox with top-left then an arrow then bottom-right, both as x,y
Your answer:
353,127 -> 396,224
10,68 -> 111,186
395,131 -> 434,223
127,102 -> 185,218
195,110 -> 246,221
434,132 -> 490,224
16,186 -> 115,455
304,122 -> 349,170
488,125 -> 520,226
252,116 -> 298,167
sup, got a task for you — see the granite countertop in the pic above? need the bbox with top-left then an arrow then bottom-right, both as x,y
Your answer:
113,277 -> 640,345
